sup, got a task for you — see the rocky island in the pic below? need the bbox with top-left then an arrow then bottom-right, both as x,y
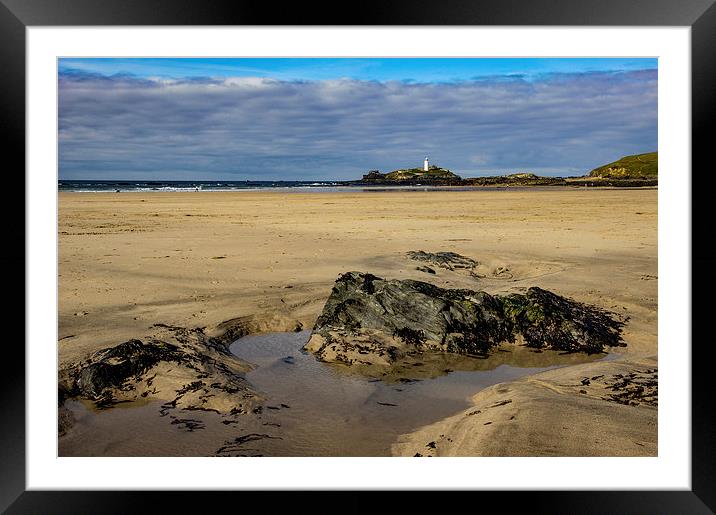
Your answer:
352,152 -> 658,187
360,165 -> 463,185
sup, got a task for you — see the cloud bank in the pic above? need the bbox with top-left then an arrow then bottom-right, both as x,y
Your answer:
59,69 -> 657,180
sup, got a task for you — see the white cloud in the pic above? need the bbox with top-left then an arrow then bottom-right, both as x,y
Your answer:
59,70 -> 657,180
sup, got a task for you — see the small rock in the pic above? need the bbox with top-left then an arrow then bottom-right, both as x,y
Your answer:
407,250 -> 478,270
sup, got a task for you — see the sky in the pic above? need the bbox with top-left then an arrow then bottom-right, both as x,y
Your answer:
58,58 -> 658,180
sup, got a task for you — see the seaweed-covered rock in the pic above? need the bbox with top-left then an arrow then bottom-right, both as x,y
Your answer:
305,272 -> 624,366
75,339 -> 183,399
60,326 -> 261,416
501,287 -> 623,353
407,251 -> 478,271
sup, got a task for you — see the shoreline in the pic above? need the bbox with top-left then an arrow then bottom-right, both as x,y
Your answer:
59,188 -> 657,456
59,184 -> 659,194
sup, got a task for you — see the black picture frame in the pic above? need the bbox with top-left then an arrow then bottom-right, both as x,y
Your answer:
2,0 -> 713,512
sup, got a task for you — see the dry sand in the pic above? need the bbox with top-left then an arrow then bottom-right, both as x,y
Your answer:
58,187 -> 657,456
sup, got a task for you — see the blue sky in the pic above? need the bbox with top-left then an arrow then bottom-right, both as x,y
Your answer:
58,58 -> 657,180
59,57 -> 656,83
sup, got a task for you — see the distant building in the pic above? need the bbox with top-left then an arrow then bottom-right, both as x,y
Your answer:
424,156 -> 429,171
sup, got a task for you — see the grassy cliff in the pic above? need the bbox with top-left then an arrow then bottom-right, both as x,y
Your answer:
588,152 -> 657,179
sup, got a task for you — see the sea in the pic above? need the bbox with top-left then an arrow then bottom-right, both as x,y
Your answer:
58,180 -> 343,193
58,180 -> 485,193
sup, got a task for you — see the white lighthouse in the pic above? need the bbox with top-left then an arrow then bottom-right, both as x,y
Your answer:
424,156 -> 430,171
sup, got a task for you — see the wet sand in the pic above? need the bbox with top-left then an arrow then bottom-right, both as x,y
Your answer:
58,188 -> 657,456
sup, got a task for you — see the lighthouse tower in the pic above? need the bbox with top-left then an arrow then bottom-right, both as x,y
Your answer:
424,156 -> 430,171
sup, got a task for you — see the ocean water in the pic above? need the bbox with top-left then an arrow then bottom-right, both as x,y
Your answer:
58,180 -> 342,193
58,180 -> 498,193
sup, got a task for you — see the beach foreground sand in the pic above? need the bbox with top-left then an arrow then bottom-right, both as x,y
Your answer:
59,188 -> 657,456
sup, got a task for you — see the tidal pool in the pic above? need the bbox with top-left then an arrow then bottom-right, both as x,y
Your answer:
225,330 -> 606,456
59,330 -> 607,457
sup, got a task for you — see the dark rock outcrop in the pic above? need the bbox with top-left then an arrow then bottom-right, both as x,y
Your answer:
305,272 -> 624,366
464,174 -> 567,186
362,171 -> 384,181
59,326 -> 260,414
76,339 -> 183,399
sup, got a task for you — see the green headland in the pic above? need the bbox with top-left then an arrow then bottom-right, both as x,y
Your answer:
587,152 -> 658,179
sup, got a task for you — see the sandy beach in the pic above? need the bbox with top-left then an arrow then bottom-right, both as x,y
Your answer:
58,187 -> 657,456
